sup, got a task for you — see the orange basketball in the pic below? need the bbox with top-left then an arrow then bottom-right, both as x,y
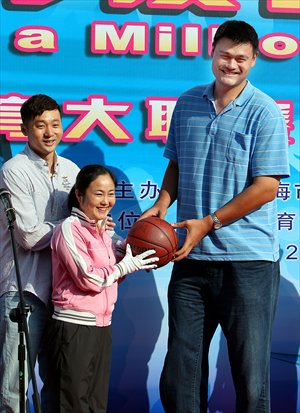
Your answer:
126,217 -> 178,268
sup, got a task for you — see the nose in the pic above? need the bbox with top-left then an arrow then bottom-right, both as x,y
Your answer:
226,58 -> 237,69
100,195 -> 109,205
44,125 -> 54,137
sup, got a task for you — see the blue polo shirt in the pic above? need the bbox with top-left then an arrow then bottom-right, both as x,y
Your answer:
164,81 -> 290,261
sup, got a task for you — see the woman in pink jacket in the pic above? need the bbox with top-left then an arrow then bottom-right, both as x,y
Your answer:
47,164 -> 158,413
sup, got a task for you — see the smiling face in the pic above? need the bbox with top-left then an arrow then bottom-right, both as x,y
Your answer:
76,173 -> 116,222
21,109 -> 63,161
212,37 -> 257,95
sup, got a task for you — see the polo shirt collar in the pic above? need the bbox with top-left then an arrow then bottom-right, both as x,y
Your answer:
24,144 -> 59,172
203,80 -> 254,107
203,82 -> 215,101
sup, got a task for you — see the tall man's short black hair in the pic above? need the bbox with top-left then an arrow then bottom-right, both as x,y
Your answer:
20,94 -> 61,125
212,20 -> 259,55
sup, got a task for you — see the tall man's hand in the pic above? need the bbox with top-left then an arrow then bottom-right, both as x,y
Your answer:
172,216 -> 213,261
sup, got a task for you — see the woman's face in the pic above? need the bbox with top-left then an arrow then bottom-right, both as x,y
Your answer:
76,173 -> 116,222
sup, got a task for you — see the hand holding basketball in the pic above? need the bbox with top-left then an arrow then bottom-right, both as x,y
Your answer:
126,217 -> 178,268
117,244 -> 159,275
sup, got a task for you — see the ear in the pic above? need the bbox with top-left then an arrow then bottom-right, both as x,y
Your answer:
20,124 -> 28,137
251,51 -> 258,67
75,189 -> 82,203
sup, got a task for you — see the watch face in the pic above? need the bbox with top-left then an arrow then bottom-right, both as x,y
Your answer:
211,213 -> 222,229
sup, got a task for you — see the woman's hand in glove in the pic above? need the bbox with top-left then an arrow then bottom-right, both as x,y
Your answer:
115,244 -> 159,276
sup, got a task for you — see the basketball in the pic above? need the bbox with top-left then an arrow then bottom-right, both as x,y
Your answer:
126,217 -> 178,268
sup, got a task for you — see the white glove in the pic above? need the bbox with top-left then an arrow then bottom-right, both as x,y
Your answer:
114,244 -> 159,277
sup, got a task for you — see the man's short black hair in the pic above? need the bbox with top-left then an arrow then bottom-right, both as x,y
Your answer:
212,20 -> 259,54
20,94 -> 61,125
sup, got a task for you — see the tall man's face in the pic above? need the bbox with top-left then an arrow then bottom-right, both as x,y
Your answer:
212,37 -> 258,92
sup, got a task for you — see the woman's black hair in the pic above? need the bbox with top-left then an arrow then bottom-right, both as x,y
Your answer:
68,164 -> 117,212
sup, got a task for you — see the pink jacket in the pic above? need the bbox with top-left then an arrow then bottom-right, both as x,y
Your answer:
51,208 -> 119,327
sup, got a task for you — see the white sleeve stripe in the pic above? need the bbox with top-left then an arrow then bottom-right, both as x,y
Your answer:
61,218 -> 116,288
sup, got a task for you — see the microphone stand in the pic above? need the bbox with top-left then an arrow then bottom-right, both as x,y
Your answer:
6,218 -> 41,413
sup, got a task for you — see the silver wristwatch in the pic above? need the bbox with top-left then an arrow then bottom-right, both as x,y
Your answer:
210,212 -> 222,230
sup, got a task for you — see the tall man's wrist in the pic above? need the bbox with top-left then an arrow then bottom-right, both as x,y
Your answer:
210,212 -> 223,230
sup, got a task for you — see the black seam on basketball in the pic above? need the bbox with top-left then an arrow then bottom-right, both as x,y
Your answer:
133,221 -> 176,249
127,235 -> 170,252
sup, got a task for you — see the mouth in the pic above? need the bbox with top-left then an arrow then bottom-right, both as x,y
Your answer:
97,207 -> 109,212
220,69 -> 239,76
43,139 -> 56,147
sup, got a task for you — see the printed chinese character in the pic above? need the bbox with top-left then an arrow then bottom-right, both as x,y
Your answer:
294,184 -> 300,200
140,180 -> 160,199
0,93 -> 29,141
278,212 -> 296,230
118,211 -> 140,230
277,182 -> 291,201
115,180 -> 135,199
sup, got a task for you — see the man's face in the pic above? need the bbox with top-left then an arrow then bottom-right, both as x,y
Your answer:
21,109 -> 63,159
212,37 -> 257,91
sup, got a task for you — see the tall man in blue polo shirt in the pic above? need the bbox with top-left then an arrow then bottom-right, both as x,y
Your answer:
141,21 -> 290,413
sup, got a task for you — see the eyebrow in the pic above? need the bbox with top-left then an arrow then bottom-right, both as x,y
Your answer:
94,189 -> 115,193
34,118 -> 61,124
218,49 -> 250,59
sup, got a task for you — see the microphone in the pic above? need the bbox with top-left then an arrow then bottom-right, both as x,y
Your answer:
0,188 -> 16,224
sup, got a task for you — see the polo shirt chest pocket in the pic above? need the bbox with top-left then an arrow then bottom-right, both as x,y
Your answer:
226,131 -> 252,165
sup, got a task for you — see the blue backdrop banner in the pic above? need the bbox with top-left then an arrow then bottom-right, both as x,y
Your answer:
0,1 -> 299,412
